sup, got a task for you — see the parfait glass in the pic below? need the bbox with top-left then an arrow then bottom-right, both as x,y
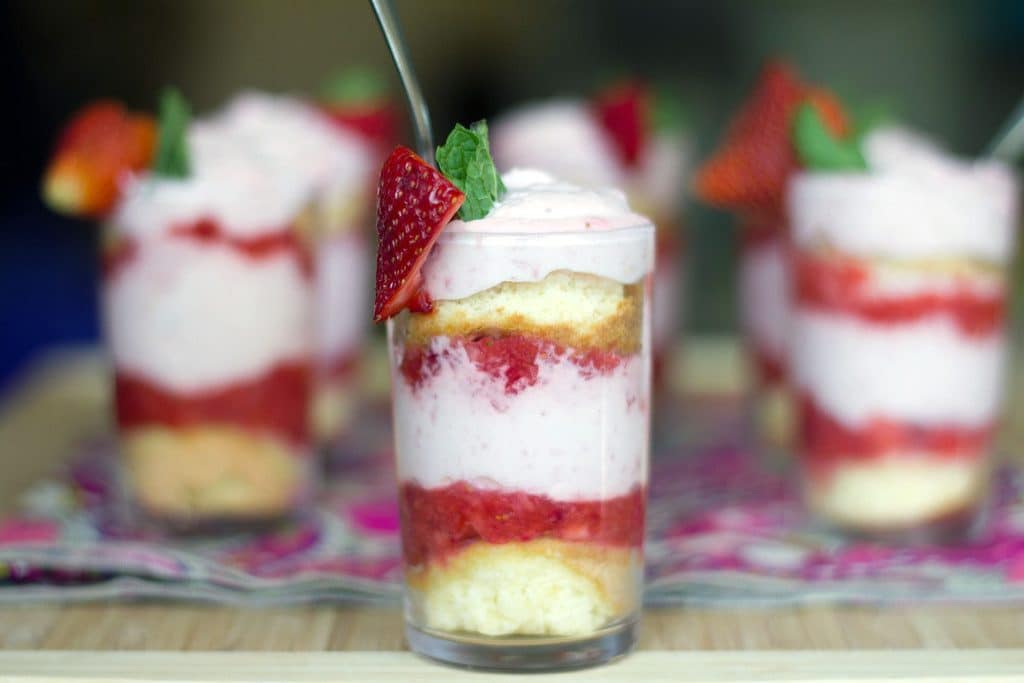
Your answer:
788,163 -> 1017,540
104,172 -> 316,530
387,224 -> 653,670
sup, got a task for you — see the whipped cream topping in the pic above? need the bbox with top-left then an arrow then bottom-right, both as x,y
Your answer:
492,101 -> 623,191
215,92 -> 377,197
113,93 -> 377,238
789,127 -> 1019,263
422,170 -> 654,301
445,169 -> 646,233
491,100 -> 690,218
113,125 -> 313,237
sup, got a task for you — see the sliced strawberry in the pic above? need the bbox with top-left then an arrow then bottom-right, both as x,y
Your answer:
374,147 -> 465,321
592,81 -> 649,168
695,62 -> 850,212
43,101 -> 156,218
322,102 -> 399,151
695,62 -> 804,211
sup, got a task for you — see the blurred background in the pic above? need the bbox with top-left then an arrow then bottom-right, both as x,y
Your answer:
1,0 -> 1022,388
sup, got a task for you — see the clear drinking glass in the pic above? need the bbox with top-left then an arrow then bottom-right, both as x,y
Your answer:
387,224 -> 653,670
738,210 -> 794,457
789,167 -> 1017,540
103,210 -> 315,529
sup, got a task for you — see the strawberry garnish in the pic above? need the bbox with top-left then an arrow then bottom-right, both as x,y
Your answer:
323,103 -> 399,151
694,62 -> 852,212
373,147 -> 465,321
694,62 -> 804,211
43,101 -> 156,218
319,68 -> 398,150
592,81 -> 649,168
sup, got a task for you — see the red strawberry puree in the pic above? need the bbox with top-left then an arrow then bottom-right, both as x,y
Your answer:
400,483 -> 645,566
115,362 -> 311,445
399,334 -> 627,395
798,394 -> 994,475
103,217 -> 313,281
795,253 -> 1006,337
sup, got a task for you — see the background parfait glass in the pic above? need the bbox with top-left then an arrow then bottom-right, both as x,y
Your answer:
788,138 -> 1018,540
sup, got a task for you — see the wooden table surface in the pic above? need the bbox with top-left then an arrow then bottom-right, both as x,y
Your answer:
1,345 -> 1023,681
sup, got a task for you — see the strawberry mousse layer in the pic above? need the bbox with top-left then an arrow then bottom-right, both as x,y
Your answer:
391,170 -> 653,638
213,93 -> 379,445
788,128 -> 1018,533
492,102 -> 689,371
106,140 -> 316,522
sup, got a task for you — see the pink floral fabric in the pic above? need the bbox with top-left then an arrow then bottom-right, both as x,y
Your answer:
2,436 -> 1024,605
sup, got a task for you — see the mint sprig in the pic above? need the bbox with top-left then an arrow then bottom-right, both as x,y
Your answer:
321,67 -> 388,105
435,121 -> 505,221
153,87 -> 191,179
793,101 -> 867,172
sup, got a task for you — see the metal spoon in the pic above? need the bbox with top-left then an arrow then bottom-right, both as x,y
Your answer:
986,93 -> 1024,162
369,0 -> 435,163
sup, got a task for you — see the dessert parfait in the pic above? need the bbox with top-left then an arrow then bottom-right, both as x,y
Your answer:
695,61 -> 849,452
214,81 -> 390,451
492,82 -> 688,388
788,112 -> 1019,537
375,123 -> 653,669
44,91 -> 317,525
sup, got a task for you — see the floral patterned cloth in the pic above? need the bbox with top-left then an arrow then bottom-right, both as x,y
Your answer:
3,435 -> 1024,606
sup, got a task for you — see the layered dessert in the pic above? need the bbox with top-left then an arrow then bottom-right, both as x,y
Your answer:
695,62 -> 849,449
374,125 -> 652,660
109,99 -> 316,523
41,91 -> 318,523
492,83 -> 688,384
789,126 -> 1018,534
214,91 -> 384,448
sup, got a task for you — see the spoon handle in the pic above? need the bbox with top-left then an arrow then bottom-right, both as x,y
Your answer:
986,94 -> 1024,162
369,0 -> 435,163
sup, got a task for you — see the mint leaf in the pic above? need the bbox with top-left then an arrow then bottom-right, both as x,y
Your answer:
153,87 -> 191,178
321,67 -> 387,105
435,120 -> 505,221
793,101 -> 867,172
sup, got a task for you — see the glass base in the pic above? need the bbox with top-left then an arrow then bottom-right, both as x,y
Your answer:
812,503 -> 986,546
405,618 -> 637,672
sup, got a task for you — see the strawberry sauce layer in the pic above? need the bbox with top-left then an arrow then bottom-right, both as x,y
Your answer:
115,362 -> 311,444
798,395 -> 993,471
103,218 -> 312,281
400,335 -> 628,396
400,482 -> 645,566
795,253 -> 1005,337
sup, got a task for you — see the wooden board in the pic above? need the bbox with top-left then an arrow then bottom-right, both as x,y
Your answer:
2,346 -> 1024,681
3,650 -> 1024,682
